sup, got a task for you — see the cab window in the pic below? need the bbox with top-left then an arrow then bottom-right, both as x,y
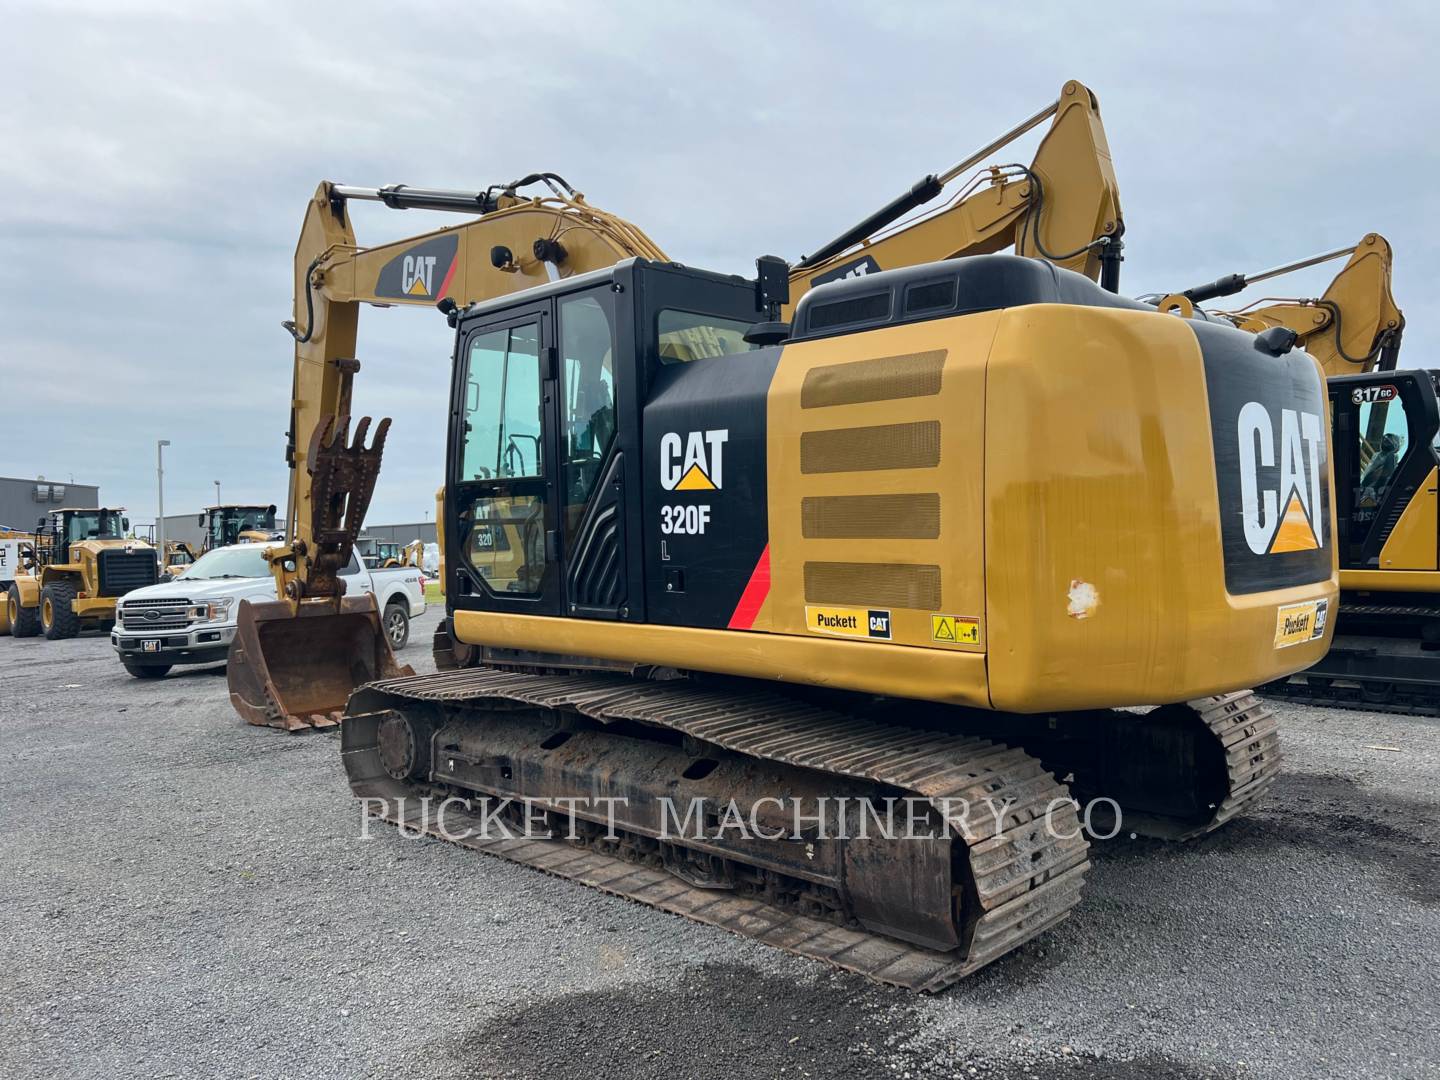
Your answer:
459,320 -> 547,598
1352,394 -> 1411,533
657,309 -> 760,364
461,323 -> 543,480
560,293 -> 616,541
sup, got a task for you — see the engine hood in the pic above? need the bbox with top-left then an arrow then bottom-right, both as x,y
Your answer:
120,575 -> 275,604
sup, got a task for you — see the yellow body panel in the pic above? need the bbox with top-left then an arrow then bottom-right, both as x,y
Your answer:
983,306 -> 1336,709
1374,466 -> 1438,571
1341,569 -> 1440,590
762,316 -> 993,655
12,575 -> 40,606
454,609 -> 990,706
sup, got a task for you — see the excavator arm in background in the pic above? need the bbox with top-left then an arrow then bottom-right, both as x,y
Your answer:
787,79 -> 1124,302
1154,233 -> 1404,378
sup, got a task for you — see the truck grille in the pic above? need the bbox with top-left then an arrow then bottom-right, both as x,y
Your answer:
119,598 -> 193,630
98,549 -> 160,598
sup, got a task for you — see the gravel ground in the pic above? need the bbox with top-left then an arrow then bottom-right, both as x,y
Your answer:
2,612 -> 1436,1079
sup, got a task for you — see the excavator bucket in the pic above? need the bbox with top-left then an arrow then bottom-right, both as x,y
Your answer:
227,412 -> 412,731
228,594 -> 414,731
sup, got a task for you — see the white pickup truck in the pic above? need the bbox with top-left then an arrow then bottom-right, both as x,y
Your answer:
110,541 -> 425,678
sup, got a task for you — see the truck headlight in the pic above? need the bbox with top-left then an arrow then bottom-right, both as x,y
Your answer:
188,598 -> 234,623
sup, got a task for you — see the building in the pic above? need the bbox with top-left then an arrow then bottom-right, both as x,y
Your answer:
363,521 -> 438,545
0,475 -> 101,533
151,513 -> 433,549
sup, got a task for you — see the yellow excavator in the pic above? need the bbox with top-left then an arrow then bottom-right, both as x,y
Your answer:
233,78 -> 1125,704
229,82 -> 1336,988
1165,236 -> 1440,712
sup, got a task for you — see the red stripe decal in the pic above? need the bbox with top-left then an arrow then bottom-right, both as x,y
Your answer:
727,544 -> 770,630
437,256 -> 459,300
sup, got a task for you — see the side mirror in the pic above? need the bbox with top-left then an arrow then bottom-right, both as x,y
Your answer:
122,517 -> 130,532
198,514 -> 205,526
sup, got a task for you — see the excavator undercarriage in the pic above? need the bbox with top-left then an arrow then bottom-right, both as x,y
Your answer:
344,668 -> 1092,989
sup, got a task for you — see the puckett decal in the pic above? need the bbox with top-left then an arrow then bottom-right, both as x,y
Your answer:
1273,597 -> 1329,648
805,605 -> 892,640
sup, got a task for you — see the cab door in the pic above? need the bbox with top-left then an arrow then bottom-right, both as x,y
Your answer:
447,301 -> 564,616
1330,372 -> 1440,570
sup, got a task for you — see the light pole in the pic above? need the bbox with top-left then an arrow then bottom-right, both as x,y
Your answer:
213,480 -> 221,505
156,440 -> 171,556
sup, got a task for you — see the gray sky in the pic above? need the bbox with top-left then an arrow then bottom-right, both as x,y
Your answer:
3,0 -> 1438,527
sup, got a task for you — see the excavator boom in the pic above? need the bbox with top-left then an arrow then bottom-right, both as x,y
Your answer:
229,179 -> 669,729
1156,233 -> 1404,378
789,79 -> 1123,300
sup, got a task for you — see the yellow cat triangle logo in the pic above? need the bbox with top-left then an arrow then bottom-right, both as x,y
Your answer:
406,277 -> 430,296
1268,490 -> 1319,553
675,463 -> 716,491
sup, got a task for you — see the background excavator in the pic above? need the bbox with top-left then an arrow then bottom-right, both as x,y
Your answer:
228,80 -> 1335,988
1154,237 -> 1440,714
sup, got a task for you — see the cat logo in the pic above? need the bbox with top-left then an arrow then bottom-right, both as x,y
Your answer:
374,234 -> 459,301
402,255 -> 437,297
810,254 -> 881,287
660,429 -> 728,491
1237,402 -> 1326,555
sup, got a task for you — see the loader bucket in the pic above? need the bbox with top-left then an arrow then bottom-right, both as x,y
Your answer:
227,595 -> 414,732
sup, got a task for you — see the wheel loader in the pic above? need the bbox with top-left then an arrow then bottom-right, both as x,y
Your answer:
227,82 -> 1334,988
6,508 -> 159,640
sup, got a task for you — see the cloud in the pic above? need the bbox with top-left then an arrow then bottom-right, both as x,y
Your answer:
3,0 -> 1438,527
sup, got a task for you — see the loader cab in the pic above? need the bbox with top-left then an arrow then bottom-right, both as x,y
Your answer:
200,504 -> 278,550
444,258 -> 766,624
1329,371 -> 1440,571
41,508 -> 128,563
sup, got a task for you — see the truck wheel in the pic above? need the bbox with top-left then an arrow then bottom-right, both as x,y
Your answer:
383,601 -> 410,650
42,581 -> 82,640
10,584 -> 41,638
123,662 -> 172,679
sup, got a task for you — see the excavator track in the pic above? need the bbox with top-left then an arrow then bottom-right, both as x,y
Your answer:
1259,605 -> 1440,718
897,691 -> 1282,843
342,668 -> 1090,991
1154,692 -> 1283,839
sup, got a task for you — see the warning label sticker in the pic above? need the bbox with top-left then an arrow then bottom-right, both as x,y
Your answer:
931,615 -> 981,646
805,606 -> 891,640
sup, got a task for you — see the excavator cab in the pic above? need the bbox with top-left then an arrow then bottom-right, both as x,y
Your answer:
1328,371 -> 1440,568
